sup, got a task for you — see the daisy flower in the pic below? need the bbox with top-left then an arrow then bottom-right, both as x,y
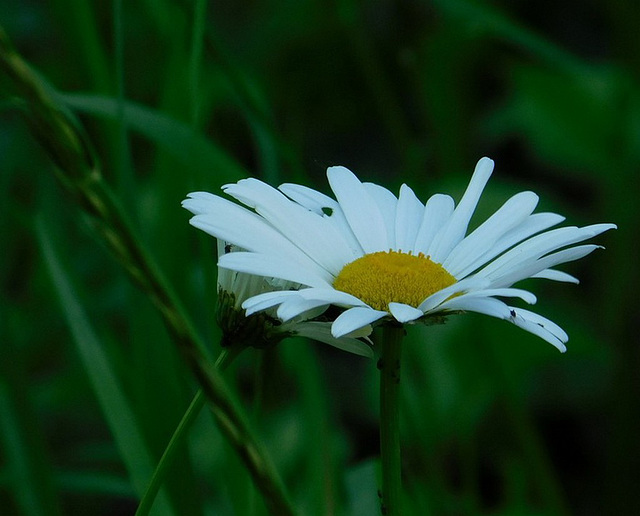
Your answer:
183,157 -> 615,353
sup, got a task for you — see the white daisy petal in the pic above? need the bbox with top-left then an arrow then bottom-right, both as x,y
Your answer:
395,184 -> 424,252
328,166 -> 389,252
331,306 -> 388,338
294,322 -> 374,358
277,298 -> 329,322
243,287 -> 368,318
297,288 -> 368,307
428,157 -> 494,262
476,225 -> 611,282
388,302 -> 424,323
223,178 -> 354,275
219,252 -> 333,288
438,295 -> 512,319
242,290 -> 301,315
413,194 -> 455,255
489,244 -> 603,288
437,297 -> 567,352
454,212 -> 566,279
511,307 -> 569,342
419,276 -> 490,312
531,269 -> 579,283
326,208 -> 365,256
364,182 -> 398,248
509,307 -> 568,352
286,305 -> 328,323
182,191 -> 222,215
278,182 -> 337,215
497,212 -> 566,246
186,195 -> 327,274
456,288 -> 537,304
444,191 -> 539,277
278,182 -> 363,255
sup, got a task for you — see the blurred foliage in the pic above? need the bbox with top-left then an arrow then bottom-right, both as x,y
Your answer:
1,1 -> 637,515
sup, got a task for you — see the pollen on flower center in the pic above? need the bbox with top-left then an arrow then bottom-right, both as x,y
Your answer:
333,251 -> 457,312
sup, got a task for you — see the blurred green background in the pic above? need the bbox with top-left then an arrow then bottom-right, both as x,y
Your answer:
1,0 -> 638,515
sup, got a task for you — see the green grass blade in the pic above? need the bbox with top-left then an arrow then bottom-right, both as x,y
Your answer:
59,92 -> 248,182
136,350 -> 239,516
36,217 -> 178,516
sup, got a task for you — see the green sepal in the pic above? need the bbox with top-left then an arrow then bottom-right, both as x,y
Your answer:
217,289 -> 293,350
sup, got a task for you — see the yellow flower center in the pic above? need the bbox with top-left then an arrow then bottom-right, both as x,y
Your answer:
333,251 -> 456,311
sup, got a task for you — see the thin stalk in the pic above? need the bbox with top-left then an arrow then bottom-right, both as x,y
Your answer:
0,28 -> 297,516
134,392 -> 204,516
246,350 -> 271,516
135,349 -> 238,516
379,325 -> 404,516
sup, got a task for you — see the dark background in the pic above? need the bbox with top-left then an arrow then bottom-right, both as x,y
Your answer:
1,1 -> 638,514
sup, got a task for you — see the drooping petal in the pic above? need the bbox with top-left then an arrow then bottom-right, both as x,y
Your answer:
297,288 -> 368,307
436,296 -> 568,352
242,290 -> 301,315
245,287 -> 368,317
509,307 -> 568,352
388,302 -> 424,323
331,306 -> 388,338
277,297 -> 330,322
294,322 -> 374,357
437,295 -> 512,319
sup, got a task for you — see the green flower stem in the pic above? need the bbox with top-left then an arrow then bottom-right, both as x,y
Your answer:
379,325 -> 404,516
135,390 -> 205,516
135,349 -> 238,516
0,28 -> 297,516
